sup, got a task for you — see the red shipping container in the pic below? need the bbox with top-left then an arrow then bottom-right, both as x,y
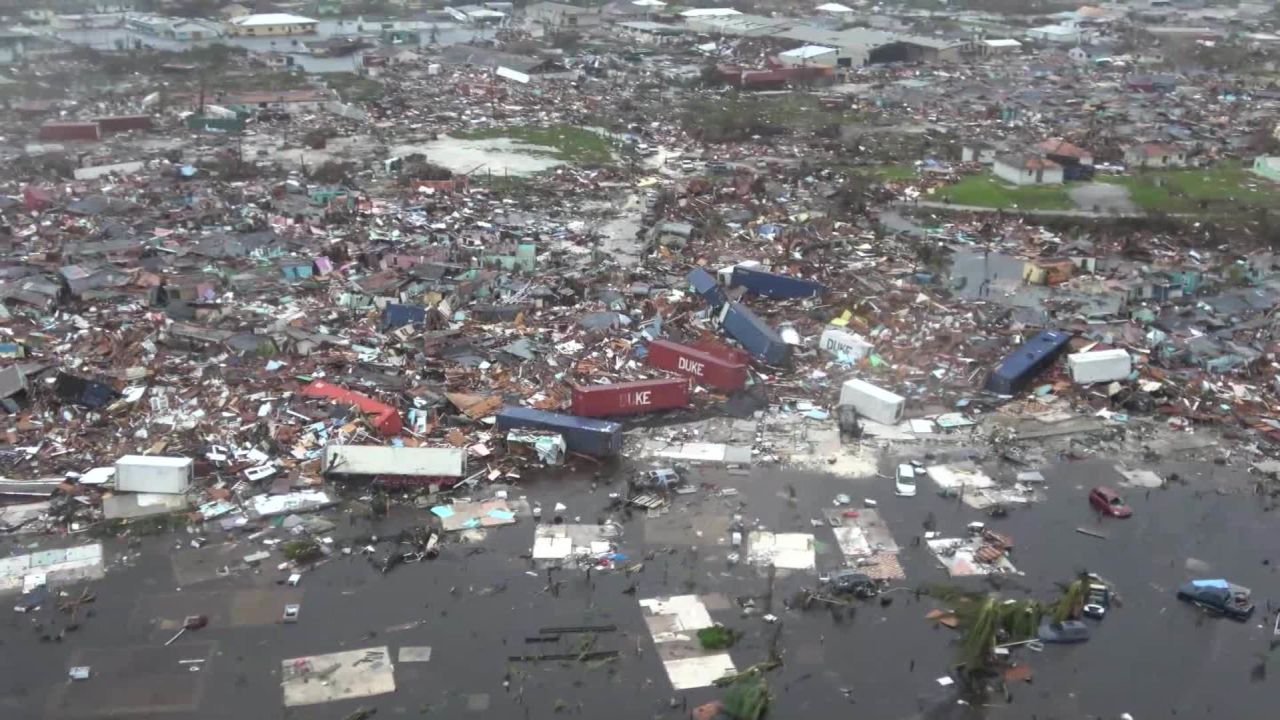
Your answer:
570,378 -> 690,417
38,121 -> 101,141
647,339 -> 749,392
689,337 -> 753,367
301,380 -> 402,436
94,115 -> 153,133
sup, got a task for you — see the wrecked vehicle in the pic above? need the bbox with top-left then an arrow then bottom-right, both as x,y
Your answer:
1037,620 -> 1090,643
825,570 -> 879,599
1088,486 -> 1132,518
1176,579 -> 1255,621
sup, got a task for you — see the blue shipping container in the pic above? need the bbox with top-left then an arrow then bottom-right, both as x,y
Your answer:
719,302 -> 792,365
495,406 -> 624,457
382,303 -> 427,330
686,268 -> 727,307
731,266 -> 826,299
985,329 -> 1072,395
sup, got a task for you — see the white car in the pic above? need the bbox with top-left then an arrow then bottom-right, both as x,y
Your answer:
895,464 -> 917,497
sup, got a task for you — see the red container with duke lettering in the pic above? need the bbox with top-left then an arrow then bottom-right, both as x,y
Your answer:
645,339 -> 748,392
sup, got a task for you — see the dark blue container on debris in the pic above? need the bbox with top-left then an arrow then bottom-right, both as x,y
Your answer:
731,266 -> 826,299
686,268 -> 726,308
495,406 -> 623,457
984,329 -> 1072,395
719,302 -> 792,365
381,303 -> 427,330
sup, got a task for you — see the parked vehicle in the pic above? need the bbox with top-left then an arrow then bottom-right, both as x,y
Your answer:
1177,579 -> 1255,620
825,570 -> 879,598
1083,579 -> 1110,619
1037,619 -> 1090,643
1088,486 -> 1132,517
895,464 -> 917,497
283,604 -> 301,623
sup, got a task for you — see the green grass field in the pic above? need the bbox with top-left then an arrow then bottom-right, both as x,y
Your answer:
1099,163 -> 1280,213
455,125 -> 614,164
932,173 -> 1074,210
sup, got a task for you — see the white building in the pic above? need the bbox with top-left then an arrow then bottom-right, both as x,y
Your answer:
226,13 -> 318,36
993,153 -> 1064,186
1125,142 -> 1187,168
778,45 -> 838,67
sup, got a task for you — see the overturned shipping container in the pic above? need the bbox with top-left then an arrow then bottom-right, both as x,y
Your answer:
718,302 -> 792,364
322,445 -> 465,486
301,380 -> 402,437
731,266 -> 826,299
838,378 -> 905,426
571,378 -> 690,417
646,339 -> 748,392
495,406 -> 623,457
985,329 -> 1071,395
1067,349 -> 1131,385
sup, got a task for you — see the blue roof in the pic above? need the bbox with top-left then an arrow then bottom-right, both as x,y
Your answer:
1189,578 -> 1229,588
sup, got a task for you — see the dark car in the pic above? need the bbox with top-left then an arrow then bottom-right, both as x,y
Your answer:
1088,486 -> 1132,518
1177,579 -> 1255,621
1037,620 -> 1090,643
827,570 -> 879,598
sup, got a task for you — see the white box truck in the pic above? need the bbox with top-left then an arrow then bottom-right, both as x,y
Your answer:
819,328 -> 873,362
838,378 -> 906,426
1067,349 -> 1131,384
114,455 -> 194,495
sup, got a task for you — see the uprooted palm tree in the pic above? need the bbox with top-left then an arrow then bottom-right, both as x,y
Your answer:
924,585 -> 1042,693
1047,574 -> 1090,623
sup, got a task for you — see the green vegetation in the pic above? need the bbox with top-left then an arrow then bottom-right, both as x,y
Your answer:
682,92 -> 858,142
455,125 -> 613,165
721,675 -> 769,720
872,163 -> 918,181
1099,163 -> 1280,213
933,173 -> 1074,210
696,625 -> 737,650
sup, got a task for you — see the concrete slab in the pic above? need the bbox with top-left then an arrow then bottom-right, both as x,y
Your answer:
46,641 -> 214,717
280,646 -> 396,707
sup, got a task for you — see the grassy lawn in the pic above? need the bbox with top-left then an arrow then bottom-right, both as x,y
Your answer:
933,173 -> 1074,210
1099,163 -> 1280,213
872,163 -> 917,180
455,125 -> 613,164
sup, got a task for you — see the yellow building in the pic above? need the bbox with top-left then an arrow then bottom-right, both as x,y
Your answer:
226,13 -> 318,36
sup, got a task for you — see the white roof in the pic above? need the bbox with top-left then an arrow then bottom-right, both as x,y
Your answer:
815,2 -> 855,11
229,13 -> 317,26
982,38 -> 1022,47
680,7 -> 741,17
780,44 -> 836,59
632,0 -> 667,6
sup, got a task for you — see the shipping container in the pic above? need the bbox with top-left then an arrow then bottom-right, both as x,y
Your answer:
301,380 -> 402,436
1067,349 -> 1131,384
381,302 -> 426,330
691,337 -> 754,366
718,302 -> 792,364
571,378 -> 690,417
686,267 -> 727,307
495,406 -> 623,457
837,378 -> 905,426
321,445 -> 465,485
731,266 -> 826,299
94,115 -> 154,133
819,328 -> 873,362
39,121 -> 101,141
115,455 -> 194,495
646,339 -> 748,392
985,329 -> 1072,395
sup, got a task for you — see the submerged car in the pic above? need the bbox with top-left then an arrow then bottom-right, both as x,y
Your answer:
826,570 -> 879,598
1037,620 -> 1091,643
1177,579 -> 1255,620
1088,486 -> 1132,518
895,464 -> 918,497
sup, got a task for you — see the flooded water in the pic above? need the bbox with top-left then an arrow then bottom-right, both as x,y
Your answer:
49,18 -> 488,73
2,452 -> 1274,720
948,248 -> 1028,300
403,135 -> 569,177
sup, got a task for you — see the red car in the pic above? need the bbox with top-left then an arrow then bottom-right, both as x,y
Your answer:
1089,486 -> 1132,518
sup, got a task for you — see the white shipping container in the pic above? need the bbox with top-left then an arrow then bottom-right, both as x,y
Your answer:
114,455 -> 194,495
1067,349 -> 1131,384
837,378 -> 906,426
819,328 -> 873,362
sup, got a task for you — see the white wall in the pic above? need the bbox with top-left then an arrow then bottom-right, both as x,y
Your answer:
994,160 -> 1062,186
